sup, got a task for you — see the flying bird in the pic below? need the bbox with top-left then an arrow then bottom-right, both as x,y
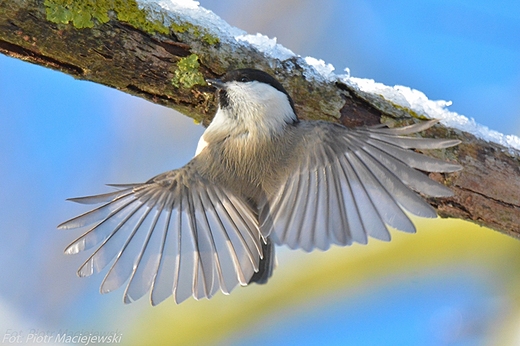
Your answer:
58,68 -> 462,305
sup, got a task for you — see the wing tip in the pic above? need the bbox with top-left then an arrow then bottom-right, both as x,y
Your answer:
77,266 -> 93,278
57,221 -> 71,230
64,243 -> 81,255
66,196 -> 101,204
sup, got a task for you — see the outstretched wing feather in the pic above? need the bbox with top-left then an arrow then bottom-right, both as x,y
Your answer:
61,165 -> 262,304
263,120 -> 460,251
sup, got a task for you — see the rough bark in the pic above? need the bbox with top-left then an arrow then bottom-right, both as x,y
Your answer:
1,0 -> 519,237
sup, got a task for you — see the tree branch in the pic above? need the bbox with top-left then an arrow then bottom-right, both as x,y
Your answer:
1,0 -> 519,236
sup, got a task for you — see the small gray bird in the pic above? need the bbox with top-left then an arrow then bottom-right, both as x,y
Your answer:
59,68 -> 461,305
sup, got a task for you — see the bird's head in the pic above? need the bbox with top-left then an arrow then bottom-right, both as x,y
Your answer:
207,69 -> 298,135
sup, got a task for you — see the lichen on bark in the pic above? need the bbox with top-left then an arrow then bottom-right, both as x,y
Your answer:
43,0 -> 169,32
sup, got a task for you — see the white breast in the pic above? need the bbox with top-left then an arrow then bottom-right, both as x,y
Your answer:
194,135 -> 208,157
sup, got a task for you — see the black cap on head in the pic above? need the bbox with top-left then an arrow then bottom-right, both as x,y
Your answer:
222,69 -> 289,96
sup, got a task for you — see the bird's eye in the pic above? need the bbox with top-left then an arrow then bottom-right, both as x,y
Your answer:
240,76 -> 249,82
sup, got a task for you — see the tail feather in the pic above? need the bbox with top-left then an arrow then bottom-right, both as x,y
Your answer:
248,238 -> 276,285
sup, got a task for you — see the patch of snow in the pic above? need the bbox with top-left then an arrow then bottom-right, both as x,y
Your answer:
303,57 -> 336,82
236,34 -> 295,60
348,77 -> 520,152
157,0 -> 199,9
138,0 -> 520,153
138,0 -> 245,41
342,67 -> 351,79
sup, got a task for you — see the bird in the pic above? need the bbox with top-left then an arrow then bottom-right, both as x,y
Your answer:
58,68 -> 462,305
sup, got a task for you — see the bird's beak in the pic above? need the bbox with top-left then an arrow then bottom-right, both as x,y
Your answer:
206,78 -> 225,89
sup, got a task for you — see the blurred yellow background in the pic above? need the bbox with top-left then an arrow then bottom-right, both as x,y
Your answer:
126,218 -> 520,345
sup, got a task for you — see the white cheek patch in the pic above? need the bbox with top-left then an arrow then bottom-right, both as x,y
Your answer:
226,82 -> 296,134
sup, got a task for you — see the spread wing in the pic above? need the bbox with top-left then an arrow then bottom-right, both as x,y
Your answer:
58,162 -> 263,305
262,120 -> 461,252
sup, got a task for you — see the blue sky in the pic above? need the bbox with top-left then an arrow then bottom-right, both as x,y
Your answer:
1,1 -> 519,345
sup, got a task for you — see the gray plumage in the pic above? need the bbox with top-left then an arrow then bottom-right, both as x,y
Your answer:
58,68 -> 461,305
